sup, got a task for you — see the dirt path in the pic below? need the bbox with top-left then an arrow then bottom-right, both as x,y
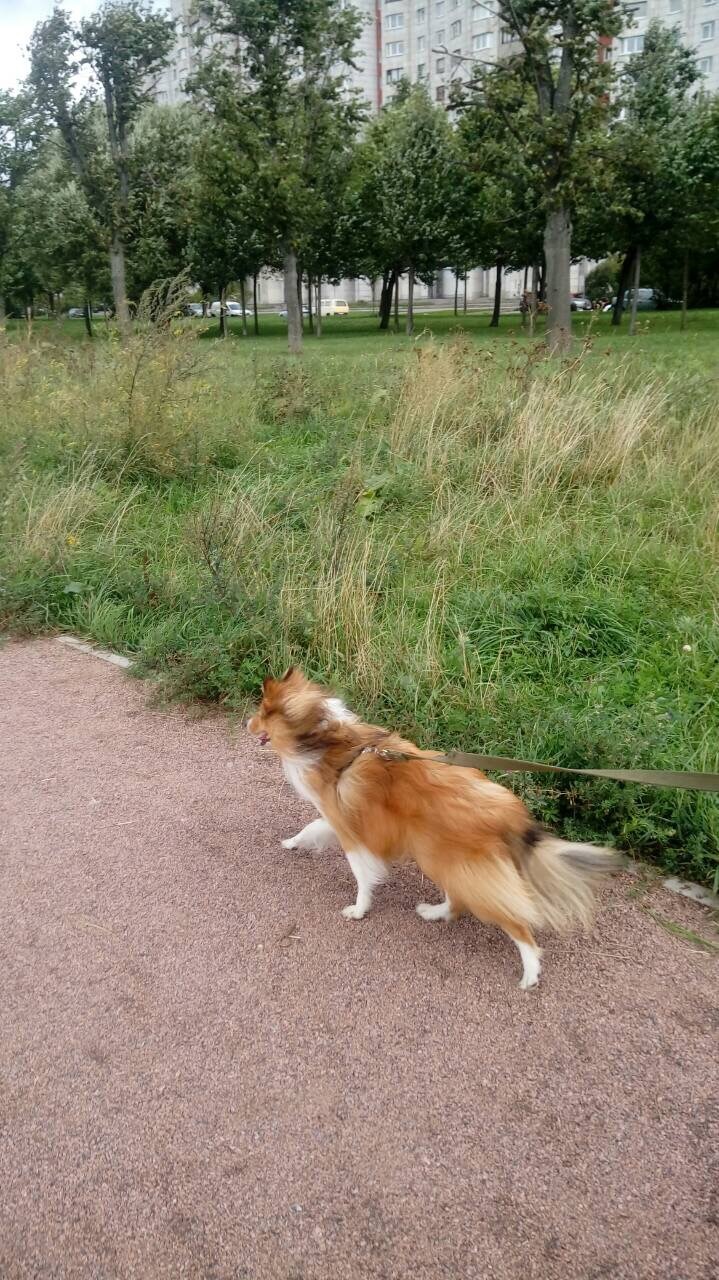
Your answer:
1,639 -> 717,1280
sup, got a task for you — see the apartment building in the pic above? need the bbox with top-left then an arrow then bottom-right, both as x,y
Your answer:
151,0 -> 717,306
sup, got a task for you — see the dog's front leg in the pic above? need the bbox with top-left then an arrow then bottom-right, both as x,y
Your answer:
282,818 -> 336,852
342,850 -> 388,920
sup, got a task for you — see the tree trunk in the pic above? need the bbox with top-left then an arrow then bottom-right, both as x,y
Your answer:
523,265 -> 528,291
315,278 -> 322,338
393,272 -> 399,331
370,277 -> 377,315
219,284 -> 227,339
0,293 -> 6,329
84,298 -> 93,339
628,245 -> 641,337
612,247 -> 636,326
47,290 -> 56,316
378,269 -> 394,330
529,262 -> 539,338
406,266 -> 415,336
543,205 -> 572,355
109,232 -> 130,330
307,275 -> 313,331
454,271 -> 459,316
463,273 -> 468,313
252,273 -> 259,335
489,260 -> 503,327
296,265 -> 304,332
239,278 -> 248,336
680,250 -> 689,332
283,249 -> 302,355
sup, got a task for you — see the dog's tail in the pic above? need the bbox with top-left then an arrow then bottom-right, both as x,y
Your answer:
519,834 -> 622,933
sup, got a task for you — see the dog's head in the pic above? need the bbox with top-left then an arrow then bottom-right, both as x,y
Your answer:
248,668 -> 331,756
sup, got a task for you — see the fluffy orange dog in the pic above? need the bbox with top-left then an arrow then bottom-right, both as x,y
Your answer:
249,668 -> 618,988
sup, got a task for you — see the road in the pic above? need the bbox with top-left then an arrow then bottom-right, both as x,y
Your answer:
1,639 -> 717,1280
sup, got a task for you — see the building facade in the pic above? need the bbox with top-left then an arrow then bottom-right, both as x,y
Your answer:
151,0 -> 718,307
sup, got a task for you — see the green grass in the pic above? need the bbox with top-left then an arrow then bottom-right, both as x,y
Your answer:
1,310 -> 718,884
11,305 -> 719,373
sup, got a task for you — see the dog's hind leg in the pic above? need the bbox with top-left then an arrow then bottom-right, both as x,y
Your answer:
416,895 -> 456,922
342,849 -> 388,920
282,819 -> 336,852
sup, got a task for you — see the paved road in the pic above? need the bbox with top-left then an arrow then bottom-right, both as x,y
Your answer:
1,639 -> 717,1280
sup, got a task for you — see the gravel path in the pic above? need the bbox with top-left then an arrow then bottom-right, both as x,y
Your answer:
1,638 -> 717,1280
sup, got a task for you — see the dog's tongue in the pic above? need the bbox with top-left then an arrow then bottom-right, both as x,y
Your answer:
258,732 -> 269,746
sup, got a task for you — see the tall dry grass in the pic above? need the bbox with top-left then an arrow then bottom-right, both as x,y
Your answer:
1,324 -> 717,881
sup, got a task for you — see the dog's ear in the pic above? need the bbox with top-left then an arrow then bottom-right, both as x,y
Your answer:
280,666 -> 296,682
262,675 -> 275,692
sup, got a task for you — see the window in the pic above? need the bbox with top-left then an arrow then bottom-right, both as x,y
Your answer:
473,0 -> 494,13
501,27 -> 515,43
416,6 -> 426,19
618,34 -> 645,52
625,1 -> 646,13
386,66 -> 404,83
435,0 -> 445,13
450,0 -> 460,8
436,84 -> 446,102
700,19 -> 716,37
451,19 -> 462,36
436,55 -> 446,71
417,34 -> 426,50
417,61 -> 427,78
436,27 -> 445,43
704,0 -> 716,6
699,55 -> 714,71
451,48 -> 462,66
386,41 -> 405,55
668,0 -> 682,11
473,30 -> 491,50
386,12 -> 404,27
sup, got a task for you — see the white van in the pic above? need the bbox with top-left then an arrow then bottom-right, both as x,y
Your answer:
319,299 -> 349,316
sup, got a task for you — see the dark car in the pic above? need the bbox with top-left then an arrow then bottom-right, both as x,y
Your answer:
570,295 -> 592,312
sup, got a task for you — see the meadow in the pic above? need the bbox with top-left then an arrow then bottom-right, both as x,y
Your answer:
1,307 -> 718,884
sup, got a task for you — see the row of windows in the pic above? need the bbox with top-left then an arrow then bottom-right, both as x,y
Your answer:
617,21 -> 716,55
388,0 -> 497,16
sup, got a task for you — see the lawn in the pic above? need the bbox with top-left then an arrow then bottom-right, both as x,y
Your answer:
1,309 -> 717,883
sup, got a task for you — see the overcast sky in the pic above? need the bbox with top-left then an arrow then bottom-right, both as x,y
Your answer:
0,2 -> 168,91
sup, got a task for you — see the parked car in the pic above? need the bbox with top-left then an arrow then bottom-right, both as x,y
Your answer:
278,306 -> 311,318
182,303 -> 204,317
622,287 -> 660,311
570,295 -> 592,311
209,299 -> 245,318
320,298 -> 349,316
67,305 -> 112,318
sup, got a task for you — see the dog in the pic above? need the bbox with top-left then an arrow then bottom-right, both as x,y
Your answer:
248,668 -> 619,988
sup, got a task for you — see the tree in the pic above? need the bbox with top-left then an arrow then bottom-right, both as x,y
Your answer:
454,90 -> 543,330
7,146 -> 109,334
578,22 -> 700,329
0,89 -> 43,325
349,86 -> 463,334
127,104 -> 200,299
195,0 -> 363,354
665,93 -> 719,329
460,2 -> 621,353
29,2 -> 175,329
187,115 -> 270,338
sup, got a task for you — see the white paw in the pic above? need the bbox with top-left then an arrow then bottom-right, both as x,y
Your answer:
417,902 -> 440,921
342,904 -> 367,920
519,974 -> 539,990
281,836 -> 300,850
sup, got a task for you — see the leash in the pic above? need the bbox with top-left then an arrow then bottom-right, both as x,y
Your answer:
362,747 -> 719,793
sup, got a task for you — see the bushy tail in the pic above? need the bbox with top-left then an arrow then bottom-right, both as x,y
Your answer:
520,837 -> 623,933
